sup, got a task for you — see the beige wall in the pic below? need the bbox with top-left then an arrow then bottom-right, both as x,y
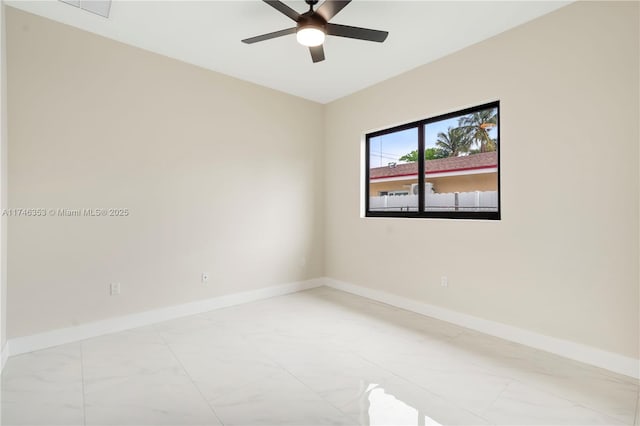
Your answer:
325,1 -> 639,359
0,1 -> 7,350
370,172 -> 497,196
429,173 -> 497,194
370,179 -> 418,196
6,8 -> 324,338
5,2 -> 639,362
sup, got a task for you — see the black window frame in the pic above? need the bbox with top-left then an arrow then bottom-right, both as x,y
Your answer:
365,101 -> 501,220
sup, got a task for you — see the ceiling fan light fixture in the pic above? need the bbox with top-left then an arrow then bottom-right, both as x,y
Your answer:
296,26 -> 325,47
242,0 -> 389,63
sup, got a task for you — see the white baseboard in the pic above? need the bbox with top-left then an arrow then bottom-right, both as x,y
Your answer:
7,278 -> 324,357
324,278 -> 640,380
5,277 -> 638,380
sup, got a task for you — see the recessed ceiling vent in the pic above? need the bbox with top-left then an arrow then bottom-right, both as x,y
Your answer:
60,0 -> 111,18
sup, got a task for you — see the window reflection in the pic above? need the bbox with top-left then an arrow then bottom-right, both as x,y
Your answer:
364,383 -> 442,426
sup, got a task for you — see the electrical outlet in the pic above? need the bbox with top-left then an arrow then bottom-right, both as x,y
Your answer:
440,276 -> 448,287
201,273 -> 209,283
110,282 -> 121,296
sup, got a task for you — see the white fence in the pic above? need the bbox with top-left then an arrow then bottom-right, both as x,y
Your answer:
370,191 -> 498,212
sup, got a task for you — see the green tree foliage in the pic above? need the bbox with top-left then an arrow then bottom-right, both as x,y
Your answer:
436,127 -> 472,157
398,150 -> 419,162
457,108 -> 498,153
397,107 -> 498,162
425,148 -> 448,160
398,148 -> 448,163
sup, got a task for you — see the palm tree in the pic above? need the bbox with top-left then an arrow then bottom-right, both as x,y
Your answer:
457,108 -> 498,153
436,127 -> 472,157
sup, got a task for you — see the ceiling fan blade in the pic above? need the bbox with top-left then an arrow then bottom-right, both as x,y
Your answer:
316,0 -> 351,21
326,23 -> 388,42
263,0 -> 300,21
242,27 -> 296,44
309,45 -> 325,63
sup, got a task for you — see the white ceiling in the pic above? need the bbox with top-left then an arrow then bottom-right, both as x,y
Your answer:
7,0 -> 571,103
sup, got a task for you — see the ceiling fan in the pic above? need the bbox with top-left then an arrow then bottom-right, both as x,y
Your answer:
242,0 -> 389,63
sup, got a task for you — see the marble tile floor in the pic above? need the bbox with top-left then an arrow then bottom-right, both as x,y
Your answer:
1,286 -> 638,426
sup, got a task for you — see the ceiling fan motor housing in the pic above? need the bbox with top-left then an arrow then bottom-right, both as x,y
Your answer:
297,11 -> 327,32
242,1 -> 389,63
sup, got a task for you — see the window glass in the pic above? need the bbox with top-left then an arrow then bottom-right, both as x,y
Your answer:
368,128 -> 419,212
424,106 -> 498,213
365,102 -> 500,220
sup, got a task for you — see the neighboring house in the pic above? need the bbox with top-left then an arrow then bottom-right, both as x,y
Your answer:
370,151 -> 497,196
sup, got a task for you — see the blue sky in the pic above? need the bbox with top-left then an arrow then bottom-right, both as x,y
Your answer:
369,114 -> 497,168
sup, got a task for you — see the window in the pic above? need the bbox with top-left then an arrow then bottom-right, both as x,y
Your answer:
365,101 -> 500,220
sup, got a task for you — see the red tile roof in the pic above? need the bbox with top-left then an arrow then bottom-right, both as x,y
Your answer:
370,152 -> 497,179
